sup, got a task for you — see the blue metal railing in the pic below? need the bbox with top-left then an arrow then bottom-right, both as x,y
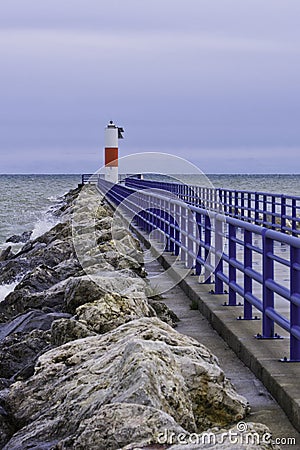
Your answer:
81,174 -> 97,184
81,173 -> 126,185
125,178 -> 300,237
98,178 -> 300,361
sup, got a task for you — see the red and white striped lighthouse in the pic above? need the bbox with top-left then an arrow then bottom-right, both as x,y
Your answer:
104,120 -> 124,184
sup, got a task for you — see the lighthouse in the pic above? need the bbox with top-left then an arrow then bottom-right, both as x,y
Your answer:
104,120 -> 124,184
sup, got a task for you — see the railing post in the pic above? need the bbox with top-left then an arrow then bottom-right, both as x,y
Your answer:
281,196 -> 286,233
234,191 -> 239,216
244,229 -> 253,319
136,192 -> 141,228
247,193 -> 252,222
271,195 -> 276,229
228,191 -> 233,215
162,197 -> 169,251
181,204 -> 187,265
241,191 -> 245,219
187,208 -> 194,268
168,199 -> 174,253
255,193 -> 259,224
195,211 -> 203,276
262,194 -> 267,226
290,246 -> 300,361
262,231 -> 274,338
292,198 -> 297,237
214,216 -> 224,293
204,214 -> 212,283
140,193 -> 147,230
196,186 -> 200,207
174,202 -> 181,256
151,195 -> 157,234
220,189 -> 227,214
157,196 -> 163,243
209,188 -> 212,210
140,192 -> 146,229
146,194 -> 152,233
228,223 -> 237,305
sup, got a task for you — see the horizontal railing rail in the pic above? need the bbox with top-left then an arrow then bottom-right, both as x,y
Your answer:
82,173 -> 126,185
125,178 -> 300,237
98,177 -> 300,361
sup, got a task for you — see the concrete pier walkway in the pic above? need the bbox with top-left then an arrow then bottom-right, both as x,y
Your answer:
144,249 -> 300,448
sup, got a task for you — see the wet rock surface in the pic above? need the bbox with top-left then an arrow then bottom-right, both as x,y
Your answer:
6,231 -> 32,244
0,185 -> 278,449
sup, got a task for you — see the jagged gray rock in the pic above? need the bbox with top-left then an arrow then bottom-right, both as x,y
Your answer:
4,318 -> 249,449
0,246 -> 14,262
63,275 -> 150,315
63,276 -> 107,314
148,299 -> 179,327
14,265 -> 61,293
56,403 -> 187,450
0,259 -> 30,286
50,318 -> 97,346
0,328 -> 52,380
0,279 -> 71,322
6,230 -> 32,244
75,291 -> 154,333
0,412 -> 14,450
0,310 -> 71,340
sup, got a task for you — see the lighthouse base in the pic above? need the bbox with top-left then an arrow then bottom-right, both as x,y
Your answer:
105,167 -> 118,184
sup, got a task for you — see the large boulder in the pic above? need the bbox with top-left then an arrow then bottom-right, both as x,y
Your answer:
57,403 -> 187,450
50,318 -> 96,346
0,328 -> 51,381
0,409 -> 15,450
0,259 -> 30,286
50,186 -> 82,218
103,250 -> 146,277
27,239 -> 74,268
5,318 -> 248,449
75,291 -> 154,333
148,299 -> 179,327
63,275 -> 149,315
63,276 -> 107,314
95,216 -> 113,231
6,231 -> 32,244
35,222 -> 72,246
0,279 -> 71,322
52,258 -> 84,280
14,265 -> 61,293
0,310 -> 71,341
12,220 -> 73,264
0,246 -> 14,262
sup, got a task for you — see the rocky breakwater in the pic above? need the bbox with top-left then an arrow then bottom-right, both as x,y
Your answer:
0,185 -> 279,449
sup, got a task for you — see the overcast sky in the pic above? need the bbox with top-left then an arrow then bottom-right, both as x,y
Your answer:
1,0 -> 300,174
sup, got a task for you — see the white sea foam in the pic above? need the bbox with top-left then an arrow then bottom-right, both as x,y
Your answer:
47,195 -> 59,202
0,174 -> 80,246
0,281 -> 19,303
31,217 -> 58,241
